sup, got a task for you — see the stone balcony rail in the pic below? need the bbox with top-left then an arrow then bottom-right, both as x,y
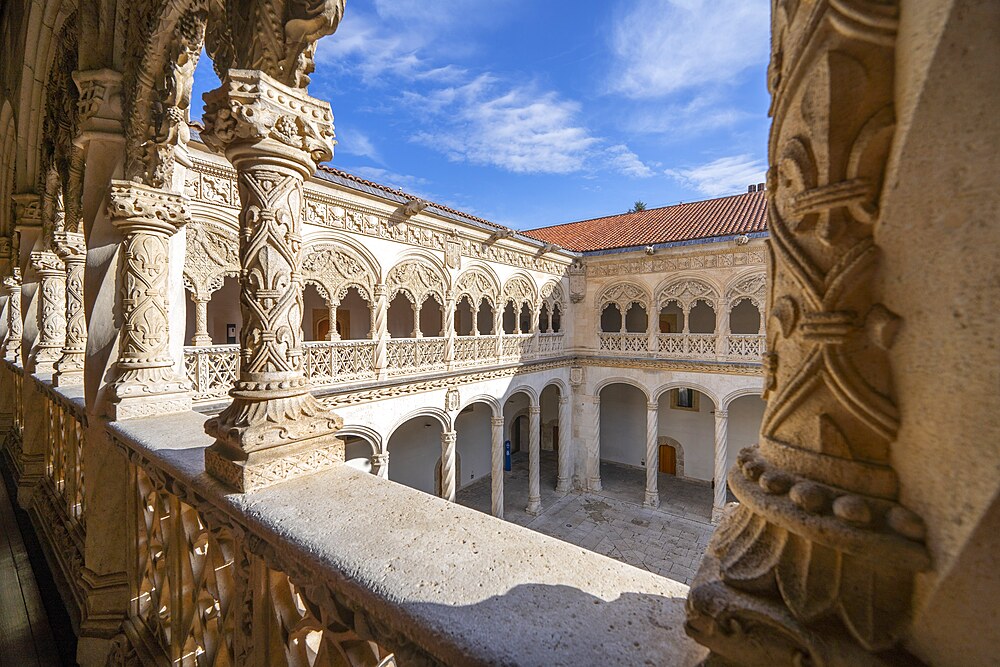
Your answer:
598,332 -> 766,363
184,334 -> 567,402
104,408 -> 702,666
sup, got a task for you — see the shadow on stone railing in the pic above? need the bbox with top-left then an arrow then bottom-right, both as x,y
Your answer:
106,410 -> 700,666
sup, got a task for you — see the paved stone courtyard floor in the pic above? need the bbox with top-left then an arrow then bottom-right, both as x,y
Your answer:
456,451 -> 715,584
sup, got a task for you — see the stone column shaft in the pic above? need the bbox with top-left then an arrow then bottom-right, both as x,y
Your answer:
105,183 -> 192,419
440,430 -> 457,502
526,404 -> 541,515
443,292 -> 455,364
201,69 -> 343,492
490,415 -> 504,519
191,296 -> 211,346
716,298 -> 730,356
2,269 -> 22,361
327,301 -> 340,340
371,284 -> 388,377
53,232 -> 87,386
588,395 -> 602,492
644,402 -> 659,508
555,396 -> 572,492
29,251 -> 66,376
712,409 -> 728,520
411,301 -> 421,338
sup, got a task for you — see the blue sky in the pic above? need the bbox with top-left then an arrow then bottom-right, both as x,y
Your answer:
191,0 -> 770,230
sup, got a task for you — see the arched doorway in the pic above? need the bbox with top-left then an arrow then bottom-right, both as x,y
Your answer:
598,382 -> 648,503
386,414 -> 444,496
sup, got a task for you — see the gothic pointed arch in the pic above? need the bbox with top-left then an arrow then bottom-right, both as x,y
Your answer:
183,219 -> 239,300
385,255 -> 448,307
726,270 -> 767,310
655,275 -> 720,309
501,271 -> 537,308
455,264 -> 501,309
300,238 -> 378,305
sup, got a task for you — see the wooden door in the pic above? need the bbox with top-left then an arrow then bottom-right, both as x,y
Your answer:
659,444 -> 676,475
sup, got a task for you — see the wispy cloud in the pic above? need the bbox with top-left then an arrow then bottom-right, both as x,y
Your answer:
605,144 -> 654,178
408,76 -> 600,175
608,0 -> 769,99
336,127 -> 381,162
345,166 -> 429,193
625,93 -> 754,137
665,154 -> 766,197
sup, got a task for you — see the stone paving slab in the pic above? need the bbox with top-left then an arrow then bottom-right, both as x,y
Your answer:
456,452 -> 716,584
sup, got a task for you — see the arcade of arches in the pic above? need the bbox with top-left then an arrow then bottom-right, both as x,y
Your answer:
0,1 -> 996,666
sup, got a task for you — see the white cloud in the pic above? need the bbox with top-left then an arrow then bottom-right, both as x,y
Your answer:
337,127 -> 380,162
606,144 -> 654,178
409,77 -> 600,174
665,154 -> 766,197
608,0 -> 769,99
626,93 -> 754,137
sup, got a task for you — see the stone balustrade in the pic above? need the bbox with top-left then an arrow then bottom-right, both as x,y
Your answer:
599,332 -> 766,362
185,335 -> 568,402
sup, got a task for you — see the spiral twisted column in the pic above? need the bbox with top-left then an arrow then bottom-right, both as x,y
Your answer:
371,284 -> 388,377
644,402 -> 659,508
28,251 -> 66,376
2,268 -> 21,362
439,430 -> 457,502
587,395 -> 602,492
555,395 -> 572,492
526,405 -> 542,515
711,408 -> 728,520
686,3 -> 930,663
490,415 -> 504,519
52,231 -> 87,386
200,70 -> 344,492
106,183 -> 192,420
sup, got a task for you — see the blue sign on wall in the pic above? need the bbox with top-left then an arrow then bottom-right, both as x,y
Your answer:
504,440 -> 512,471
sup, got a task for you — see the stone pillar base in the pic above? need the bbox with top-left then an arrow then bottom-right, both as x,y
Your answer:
205,433 -> 345,493
54,367 -> 85,387
588,477 -> 602,492
555,477 -> 571,493
644,491 -> 659,508
525,500 -> 541,515
110,390 -> 192,421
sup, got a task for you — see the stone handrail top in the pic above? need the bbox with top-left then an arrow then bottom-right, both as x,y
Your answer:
108,410 -> 705,666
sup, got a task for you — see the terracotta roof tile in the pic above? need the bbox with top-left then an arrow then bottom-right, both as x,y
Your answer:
523,190 -> 768,252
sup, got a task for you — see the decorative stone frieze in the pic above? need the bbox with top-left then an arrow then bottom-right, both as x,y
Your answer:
106,182 -> 192,419
685,2 -> 931,663
29,251 -> 66,375
2,268 -> 22,362
201,69 -> 344,492
52,231 -> 87,386
73,69 -> 124,138
587,246 -> 767,277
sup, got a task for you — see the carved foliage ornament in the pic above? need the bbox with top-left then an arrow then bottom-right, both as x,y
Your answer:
685,2 -> 930,664
658,278 -> 717,309
301,243 -> 374,304
599,282 -> 647,311
502,274 -> 536,307
727,272 -> 767,309
184,222 -> 240,299
386,260 -> 446,306
455,268 -> 499,307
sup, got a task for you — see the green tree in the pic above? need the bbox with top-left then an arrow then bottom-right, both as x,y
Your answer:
628,200 -> 647,213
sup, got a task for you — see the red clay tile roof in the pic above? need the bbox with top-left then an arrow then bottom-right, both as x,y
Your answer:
523,190 -> 768,252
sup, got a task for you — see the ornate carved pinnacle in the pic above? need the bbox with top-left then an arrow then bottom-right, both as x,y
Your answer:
201,69 -> 336,172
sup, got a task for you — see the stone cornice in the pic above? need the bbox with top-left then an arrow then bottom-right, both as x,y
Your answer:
107,181 -> 189,236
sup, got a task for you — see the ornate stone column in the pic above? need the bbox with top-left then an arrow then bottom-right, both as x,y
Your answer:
587,394 -> 602,492
443,290 -> 455,365
686,3 -> 930,663
470,301 -> 480,336
491,415 -> 504,518
411,301 -> 421,338
105,183 -> 192,420
201,70 -> 343,492
28,251 -> 66,376
440,430 -> 457,502
52,231 -> 87,386
371,283 -> 388,378
326,301 -> 340,340
644,401 -> 659,508
2,268 -> 21,362
715,297 -> 730,356
494,308 -> 504,359
190,295 -> 212,346
526,404 -> 541,515
555,395 -> 572,493
711,408 -> 728,522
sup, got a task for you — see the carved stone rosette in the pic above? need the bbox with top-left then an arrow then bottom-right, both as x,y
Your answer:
685,2 -> 931,664
29,250 -> 66,375
2,268 -> 22,362
52,231 -> 87,386
106,182 -> 192,420
201,70 -> 344,492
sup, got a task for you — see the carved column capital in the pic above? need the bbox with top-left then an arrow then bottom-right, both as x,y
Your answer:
491,416 -> 505,428
73,68 -> 124,139
713,408 -> 728,420
528,405 -> 541,415
201,69 -> 335,175
13,193 -> 43,230
29,250 -> 64,276
52,231 -> 86,262
107,181 -> 189,237
440,431 -> 457,446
